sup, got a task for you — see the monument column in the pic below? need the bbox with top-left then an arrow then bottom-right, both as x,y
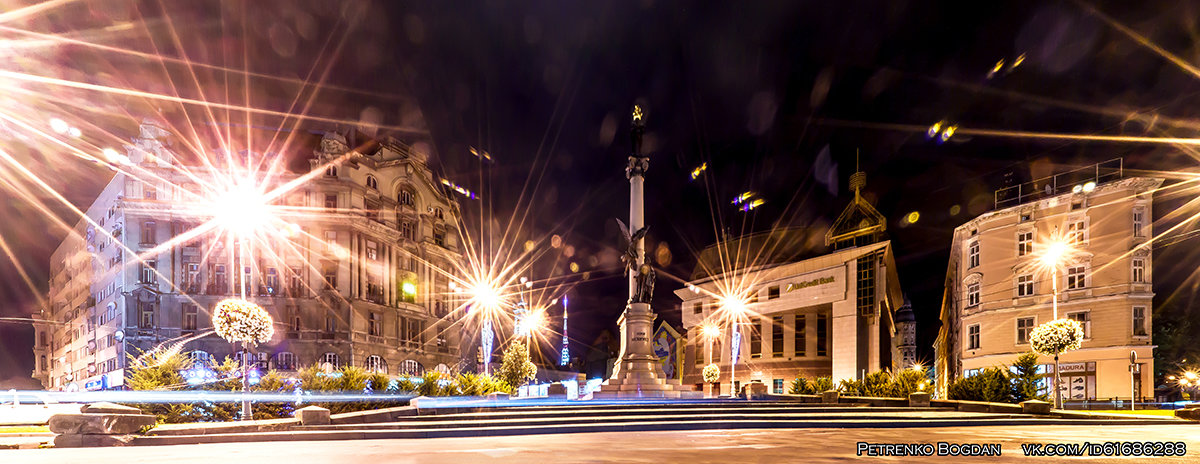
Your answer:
596,105 -> 695,398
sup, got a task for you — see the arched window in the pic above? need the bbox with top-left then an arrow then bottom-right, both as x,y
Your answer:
365,355 -> 387,374
400,359 -> 423,376
325,165 -> 338,177
275,352 -> 297,370
189,350 -> 212,367
321,352 -> 339,369
366,175 -> 378,190
434,207 -> 444,220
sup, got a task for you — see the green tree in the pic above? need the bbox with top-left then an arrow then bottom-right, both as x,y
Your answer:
948,367 -> 1013,403
788,377 -> 812,395
496,340 -> 537,388
811,377 -> 834,393
1010,352 -> 1048,402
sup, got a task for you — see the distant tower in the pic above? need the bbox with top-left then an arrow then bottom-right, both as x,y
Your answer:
560,296 -> 570,366
895,298 -> 917,369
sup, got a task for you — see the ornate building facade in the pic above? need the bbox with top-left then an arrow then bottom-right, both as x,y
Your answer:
33,120 -> 466,390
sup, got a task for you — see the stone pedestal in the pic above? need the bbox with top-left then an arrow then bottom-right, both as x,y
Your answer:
594,303 -> 700,399
745,382 -> 768,400
821,390 -> 840,404
908,392 -> 931,407
296,406 -> 330,425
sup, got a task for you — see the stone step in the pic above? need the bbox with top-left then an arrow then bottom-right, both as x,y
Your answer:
398,406 -> 950,422
297,411 -> 1031,431
131,416 -> 1182,446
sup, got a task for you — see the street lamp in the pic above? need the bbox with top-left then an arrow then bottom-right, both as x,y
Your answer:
1037,226 -> 1074,320
699,324 -> 720,366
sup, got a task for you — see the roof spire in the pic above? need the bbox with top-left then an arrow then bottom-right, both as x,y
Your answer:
849,148 -> 866,196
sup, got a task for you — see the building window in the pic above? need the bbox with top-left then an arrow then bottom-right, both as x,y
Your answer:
1132,306 -> 1148,336
1132,258 -> 1146,283
967,324 -> 980,350
749,320 -> 762,359
1070,197 -> 1084,210
185,263 -> 200,292
966,282 -> 980,307
141,221 -> 156,245
816,313 -> 828,356
767,286 -> 780,300
1017,231 -> 1033,256
692,302 -> 703,314
434,207 -> 444,220
398,190 -> 414,206
773,379 -> 784,394
366,241 -> 378,261
694,339 -> 705,366
1133,208 -> 1145,237
1016,274 -> 1035,297
1066,219 -> 1086,245
366,175 -> 378,190
139,301 -> 154,329
139,260 -> 157,284
266,268 -> 279,294
365,200 -> 380,222
967,240 -> 980,268
325,165 -> 337,177
275,352 -> 297,370
433,229 -> 446,247
324,230 -> 337,252
368,312 -> 381,336
365,355 -> 387,374
856,254 -> 876,316
182,305 -> 197,331
1066,265 -> 1086,290
144,185 -> 156,200
1067,311 -> 1091,339
325,316 -> 336,333
794,314 -> 806,357
321,352 -> 339,369
771,316 -> 784,357
1020,212 -> 1033,222
323,265 -> 338,290
1016,317 -> 1034,345
190,351 -> 212,366
401,221 -> 414,240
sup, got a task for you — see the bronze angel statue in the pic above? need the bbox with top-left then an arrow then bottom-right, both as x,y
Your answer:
616,218 -> 655,303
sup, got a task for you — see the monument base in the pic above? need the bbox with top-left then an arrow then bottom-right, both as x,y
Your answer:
593,302 -> 702,399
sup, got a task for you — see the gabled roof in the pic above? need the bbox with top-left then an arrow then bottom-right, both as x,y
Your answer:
824,171 -> 887,246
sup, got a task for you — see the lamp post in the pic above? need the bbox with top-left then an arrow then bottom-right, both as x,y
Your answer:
1036,226 -> 1075,407
211,298 -> 274,420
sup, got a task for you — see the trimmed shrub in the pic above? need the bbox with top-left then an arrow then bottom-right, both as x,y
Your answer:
811,377 -> 834,393
948,367 -> 1013,403
788,377 -> 813,395
1010,352 -> 1048,402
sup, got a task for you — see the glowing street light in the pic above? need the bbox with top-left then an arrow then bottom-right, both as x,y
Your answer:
699,323 -> 720,367
1035,226 -> 1078,320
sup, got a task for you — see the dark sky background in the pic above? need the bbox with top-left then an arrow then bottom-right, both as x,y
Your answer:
4,0 -> 1200,387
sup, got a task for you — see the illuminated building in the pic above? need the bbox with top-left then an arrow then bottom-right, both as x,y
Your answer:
32,120 -> 465,390
676,167 -> 912,395
934,159 -> 1160,401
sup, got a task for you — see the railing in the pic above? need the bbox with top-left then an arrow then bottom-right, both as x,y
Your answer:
994,158 -> 1123,209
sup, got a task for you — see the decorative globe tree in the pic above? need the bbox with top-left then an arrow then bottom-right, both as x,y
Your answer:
1029,318 -> 1084,409
212,298 -> 275,420
702,363 -> 720,384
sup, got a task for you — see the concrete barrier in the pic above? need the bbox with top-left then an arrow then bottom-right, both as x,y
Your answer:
744,383 -> 769,400
1175,408 -> 1200,421
1021,400 -> 1051,415
821,390 -> 839,404
49,402 -> 156,448
296,406 -> 331,426
908,392 -> 931,408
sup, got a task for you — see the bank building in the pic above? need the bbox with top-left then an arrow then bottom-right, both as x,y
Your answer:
676,168 -> 916,395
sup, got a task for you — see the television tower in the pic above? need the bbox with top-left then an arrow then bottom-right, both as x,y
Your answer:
559,296 -> 570,366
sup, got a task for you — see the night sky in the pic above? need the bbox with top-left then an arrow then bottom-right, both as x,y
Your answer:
4,0 -> 1200,387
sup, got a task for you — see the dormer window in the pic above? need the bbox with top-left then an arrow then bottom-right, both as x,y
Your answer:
434,207 -> 444,220
366,175 -> 378,190
325,165 -> 337,177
